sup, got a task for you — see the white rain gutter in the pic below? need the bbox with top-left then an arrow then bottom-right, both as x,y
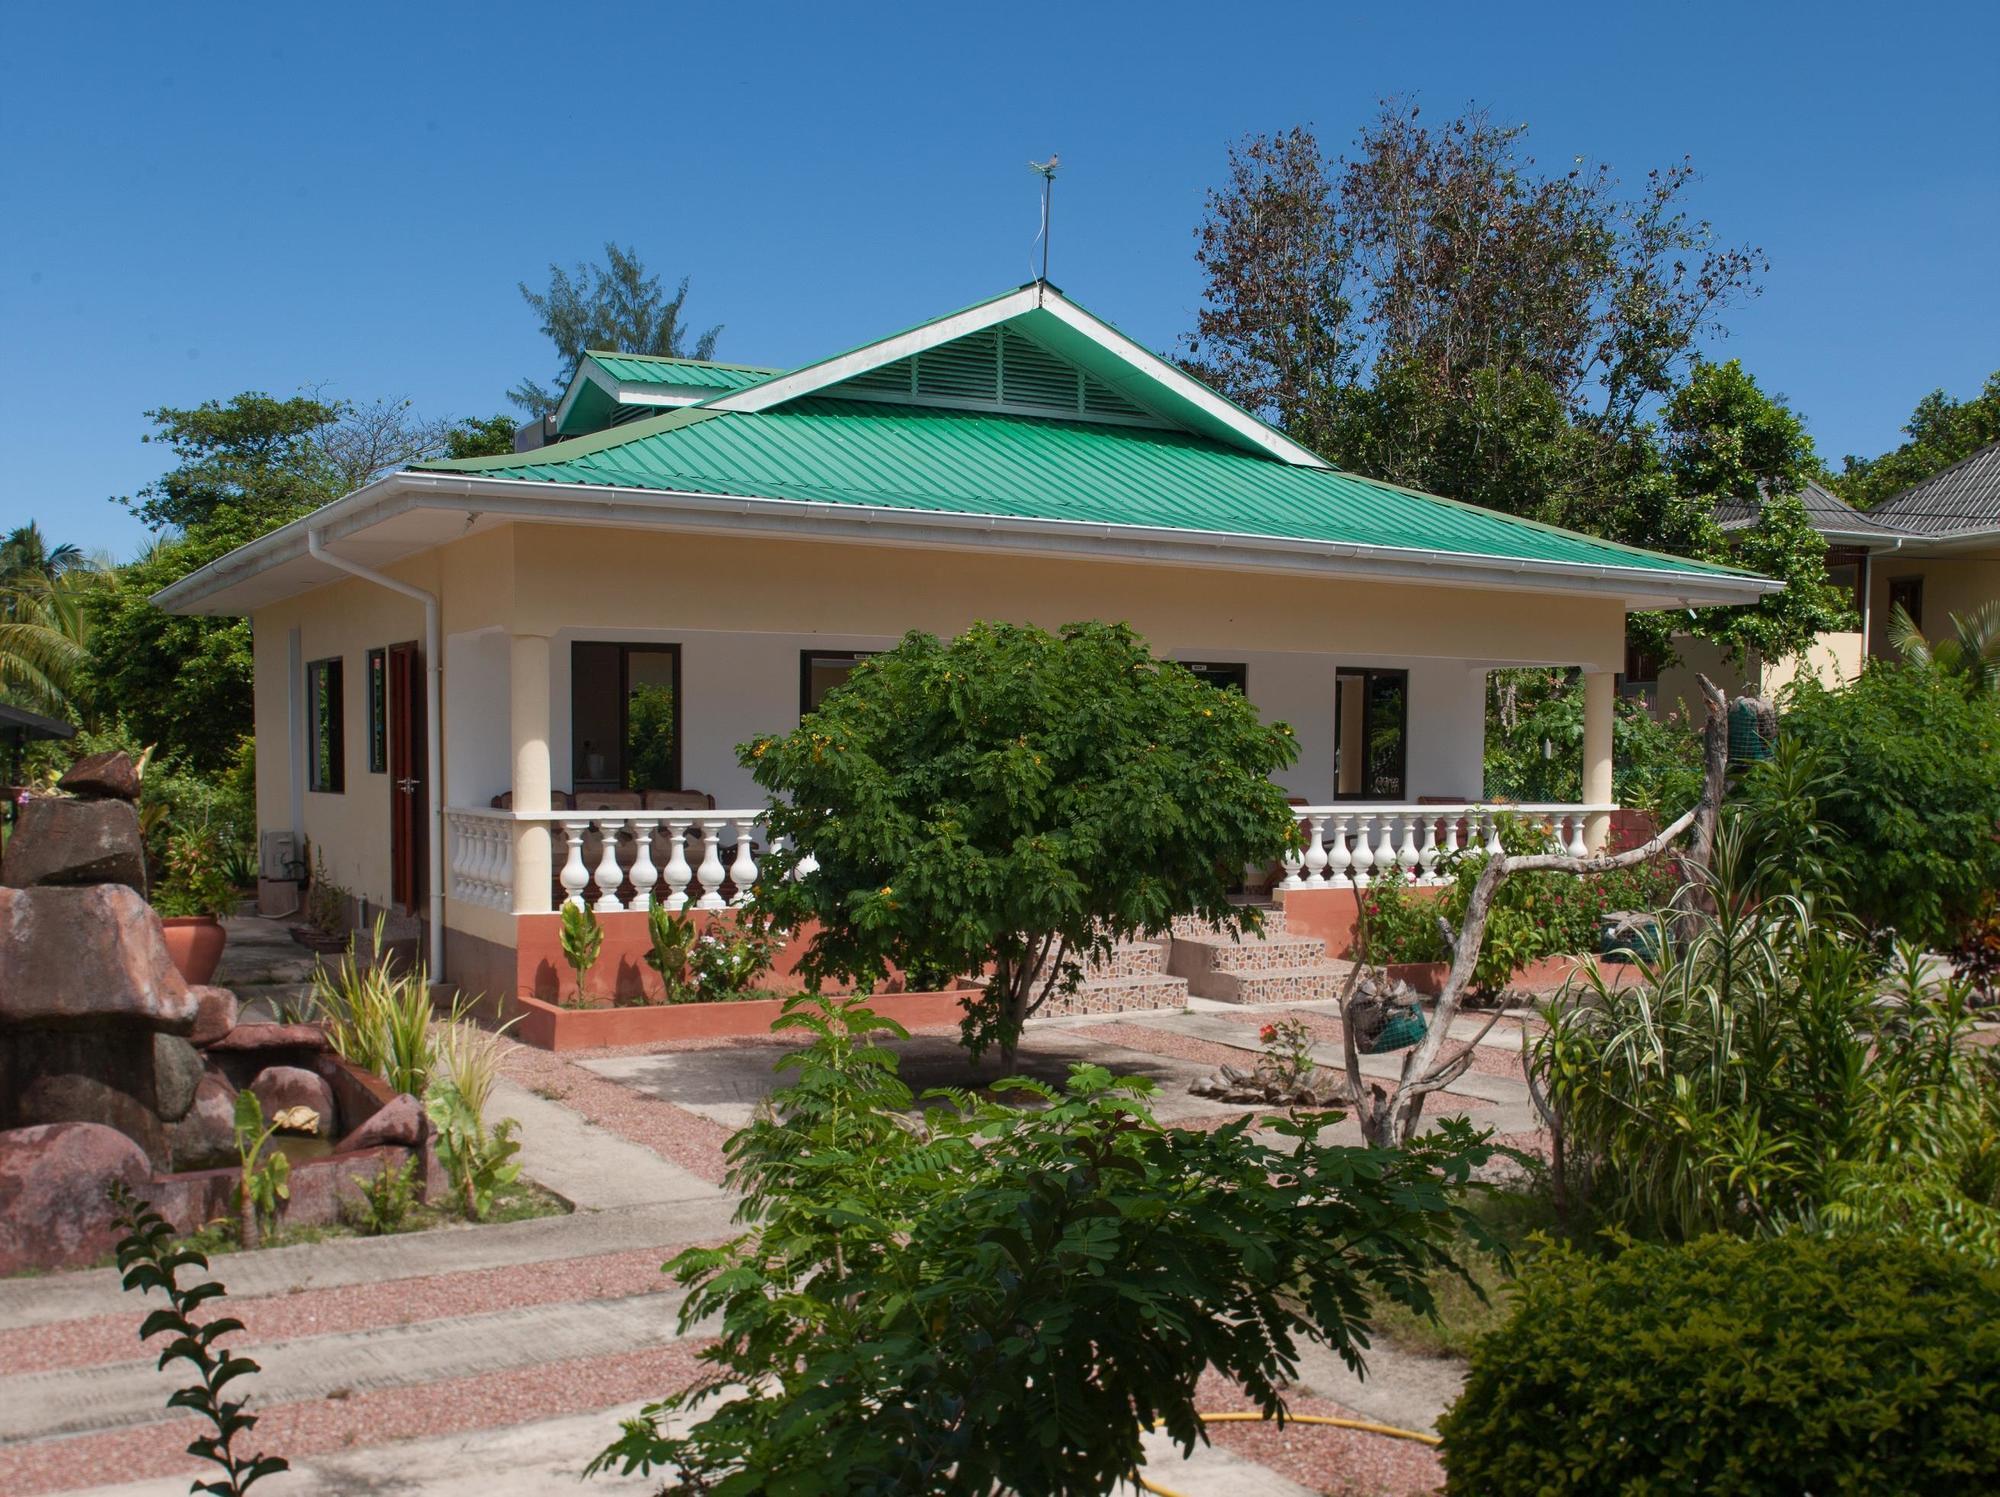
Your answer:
305,529 -> 445,984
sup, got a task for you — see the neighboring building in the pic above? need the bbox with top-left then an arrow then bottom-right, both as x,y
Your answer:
1641,444 -> 2000,717
154,282 -> 1770,999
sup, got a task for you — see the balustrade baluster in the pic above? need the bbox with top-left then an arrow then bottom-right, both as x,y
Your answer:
1303,816 -> 1329,885
729,821 -> 760,906
1417,816 -> 1440,881
1326,813 -> 1352,886
1565,813 -> 1589,859
661,820 -> 693,911
695,820 -> 728,911
1348,813 -> 1375,887
558,820 -> 591,909
630,819 -> 659,909
1278,817 -> 1305,890
1376,817 -> 1399,884
1396,815 -> 1420,880
592,818 -> 626,912
1483,812 -> 1504,859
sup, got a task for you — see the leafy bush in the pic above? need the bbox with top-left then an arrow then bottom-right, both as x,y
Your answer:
1775,663 -> 2000,945
591,993 -> 1492,1495
687,914 -> 780,1002
558,899 -> 603,1001
1358,826 -> 1677,990
153,823 -> 238,919
232,1091 -> 291,1248
1533,819 -> 2000,1248
1484,668 -> 1704,819
1439,1234 -> 2000,1495
307,917 -> 435,1095
641,903 -> 699,1003
743,621 -> 1299,1062
425,1082 -> 521,1221
344,1158 -> 418,1236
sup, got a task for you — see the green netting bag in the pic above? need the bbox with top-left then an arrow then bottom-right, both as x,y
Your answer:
1364,1001 -> 1428,1054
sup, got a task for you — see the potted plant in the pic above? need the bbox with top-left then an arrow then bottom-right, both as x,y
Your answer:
154,824 -> 236,983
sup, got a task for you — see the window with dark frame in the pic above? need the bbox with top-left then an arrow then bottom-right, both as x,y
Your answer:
1334,667 -> 1407,800
800,650 -> 881,715
1180,661 -> 1248,694
307,657 -> 345,794
1889,576 -> 1924,633
570,642 -> 681,792
366,647 -> 388,773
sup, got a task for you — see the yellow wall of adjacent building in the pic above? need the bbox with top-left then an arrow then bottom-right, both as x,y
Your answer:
1866,551 -> 2000,657
251,521 -> 1630,920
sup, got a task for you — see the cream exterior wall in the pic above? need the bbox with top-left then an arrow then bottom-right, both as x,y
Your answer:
1865,552 -> 2000,657
252,520 -> 1629,936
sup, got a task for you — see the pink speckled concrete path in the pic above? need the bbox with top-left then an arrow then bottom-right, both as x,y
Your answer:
9,1008 -> 1463,1496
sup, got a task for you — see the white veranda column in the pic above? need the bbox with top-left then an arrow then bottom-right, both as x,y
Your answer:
1582,668 -> 1615,853
509,632 -> 554,913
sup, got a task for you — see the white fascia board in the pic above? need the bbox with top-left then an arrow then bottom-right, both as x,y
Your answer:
1032,293 -> 1327,468
153,470 -> 1781,617
706,283 -> 1332,470
549,360 -> 618,433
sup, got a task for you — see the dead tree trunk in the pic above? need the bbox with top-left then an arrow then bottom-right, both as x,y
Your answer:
1344,676 -> 1730,1148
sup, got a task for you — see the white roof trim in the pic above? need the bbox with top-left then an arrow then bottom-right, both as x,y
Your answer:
151,469 -> 1782,618
703,284 -> 1330,468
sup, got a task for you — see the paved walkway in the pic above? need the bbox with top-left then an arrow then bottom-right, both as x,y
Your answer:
8,929 -> 1467,1495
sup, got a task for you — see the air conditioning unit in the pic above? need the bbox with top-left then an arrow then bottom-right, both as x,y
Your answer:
258,830 -> 303,883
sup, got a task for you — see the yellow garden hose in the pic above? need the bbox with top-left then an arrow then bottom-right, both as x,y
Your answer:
1138,1411 -> 1441,1497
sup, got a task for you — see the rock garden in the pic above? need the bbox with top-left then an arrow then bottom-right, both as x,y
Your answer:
0,751 -> 540,1275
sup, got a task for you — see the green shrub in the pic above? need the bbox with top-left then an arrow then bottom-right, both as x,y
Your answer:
591,992 -> 1492,1495
1439,1234 -> 2000,1495
1359,825 -> 1678,989
1774,663 -> 2000,945
1533,819 -> 2000,1246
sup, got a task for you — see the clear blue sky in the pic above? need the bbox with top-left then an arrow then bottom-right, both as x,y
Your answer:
4,1 -> 1996,561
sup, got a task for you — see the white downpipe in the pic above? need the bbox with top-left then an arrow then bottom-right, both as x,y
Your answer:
306,529 -> 445,983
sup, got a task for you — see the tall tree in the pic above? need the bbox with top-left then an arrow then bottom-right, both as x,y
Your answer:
1185,104 -> 1765,537
509,243 -> 723,416
1833,369 -> 2000,510
0,522 -> 86,584
1664,360 -> 1855,664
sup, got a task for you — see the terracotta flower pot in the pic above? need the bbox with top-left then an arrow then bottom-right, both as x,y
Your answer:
160,915 -> 227,985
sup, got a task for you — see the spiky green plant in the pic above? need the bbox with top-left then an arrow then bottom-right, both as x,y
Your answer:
1890,599 -> 2000,697
307,914 -> 435,1094
559,899 -> 604,1003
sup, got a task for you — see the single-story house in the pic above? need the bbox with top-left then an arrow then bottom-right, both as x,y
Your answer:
154,281 -> 1773,998
1642,445 -> 2000,716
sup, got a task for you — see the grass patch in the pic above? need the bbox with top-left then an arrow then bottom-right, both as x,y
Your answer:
1366,1185 -> 1557,1360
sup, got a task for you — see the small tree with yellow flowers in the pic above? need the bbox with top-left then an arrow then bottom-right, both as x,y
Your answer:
742,621 -> 1298,1065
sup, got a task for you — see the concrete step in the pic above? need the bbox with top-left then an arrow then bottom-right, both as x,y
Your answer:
1168,931 -> 1330,978
1084,939 -> 1169,979
1198,962 -> 1356,1006
1040,974 -> 1189,1019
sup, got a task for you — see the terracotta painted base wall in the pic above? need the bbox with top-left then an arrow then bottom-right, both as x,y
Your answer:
515,908 -> 847,1005
493,987 -> 971,1052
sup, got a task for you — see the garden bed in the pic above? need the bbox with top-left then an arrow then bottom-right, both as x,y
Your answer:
490,987 -> 972,1052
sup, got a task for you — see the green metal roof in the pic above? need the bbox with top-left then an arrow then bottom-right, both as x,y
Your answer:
583,352 -> 780,390
417,398 -> 1752,582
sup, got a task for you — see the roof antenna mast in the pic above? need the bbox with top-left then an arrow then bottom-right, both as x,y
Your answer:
1029,154 -> 1060,290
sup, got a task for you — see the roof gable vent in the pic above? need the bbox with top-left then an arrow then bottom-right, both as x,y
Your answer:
817,326 -> 1164,428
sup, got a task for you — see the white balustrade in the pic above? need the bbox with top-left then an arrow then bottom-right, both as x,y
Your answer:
1279,802 -> 1615,890
444,808 -> 515,912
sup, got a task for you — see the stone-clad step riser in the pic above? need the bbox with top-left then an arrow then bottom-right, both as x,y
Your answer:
1170,905 -> 1287,940
1168,933 -> 1331,978
1204,964 -> 1356,1005
1042,975 -> 1190,1018
1082,941 -> 1169,980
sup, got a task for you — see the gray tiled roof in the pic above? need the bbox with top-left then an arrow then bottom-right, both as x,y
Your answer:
1715,478 -> 1913,540
1868,440 -> 2000,536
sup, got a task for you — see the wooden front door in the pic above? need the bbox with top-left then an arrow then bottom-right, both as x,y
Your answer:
388,641 -> 426,914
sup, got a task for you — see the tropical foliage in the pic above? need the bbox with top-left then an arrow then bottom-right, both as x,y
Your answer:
1892,598 -> 2000,697
1775,663 -> 2000,945
1833,367 -> 2000,510
1440,1234 -> 2000,1496
509,242 -> 723,416
742,621 -> 1299,1063
590,993 -> 1491,1495
1531,813 -> 2000,1253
